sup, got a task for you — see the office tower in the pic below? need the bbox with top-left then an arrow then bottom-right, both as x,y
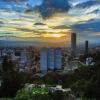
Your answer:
85,40 -> 89,55
71,33 -> 76,57
47,48 -> 55,70
40,48 -> 48,71
54,48 -> 62,70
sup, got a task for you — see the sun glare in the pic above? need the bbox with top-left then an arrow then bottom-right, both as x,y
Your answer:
52,34 -> 62,38
42,33 -> 65,38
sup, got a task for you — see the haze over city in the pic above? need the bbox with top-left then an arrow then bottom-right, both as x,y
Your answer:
0,0 -> 100,46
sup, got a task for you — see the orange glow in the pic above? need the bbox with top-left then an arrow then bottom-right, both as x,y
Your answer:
52,34 -> 62,38
42,33 -> 66,38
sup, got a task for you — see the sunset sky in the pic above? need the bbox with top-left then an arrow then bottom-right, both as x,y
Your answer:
0,0 -> 100,46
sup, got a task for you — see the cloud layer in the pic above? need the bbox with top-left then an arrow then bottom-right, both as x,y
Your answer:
36,0 -> 70,18
0,0 -> 100,45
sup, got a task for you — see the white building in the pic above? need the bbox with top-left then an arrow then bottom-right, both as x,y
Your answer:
54,48 -> 62,70
40,48 -> 62,72
40,48 -> 48,72
47,48 -> 55,70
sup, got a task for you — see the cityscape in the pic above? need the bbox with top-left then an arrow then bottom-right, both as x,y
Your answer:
0,33 -> 99,73
0,0 -> 100,100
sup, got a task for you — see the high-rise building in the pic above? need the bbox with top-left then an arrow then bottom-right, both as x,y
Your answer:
0,49 -> 2,57
54,48 -> 62,70
47,48 -> 55,70
85,40 -> 89,55
71,33 -> 76,57
40,48 -> 62,72
20,50 -> 27,62
40,48 -> 48,71
19,49 -> 28,69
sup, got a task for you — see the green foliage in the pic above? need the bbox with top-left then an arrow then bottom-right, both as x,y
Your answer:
32,87 -> 48,95
15,89 -> 31,100
0,87 -> 50,100
31,87 -> 50,100
14,87 -> 51,100
0,56 -> 22,97
14,87 -> 70,100
0,56 -> 32,98
62,65 -> 100,98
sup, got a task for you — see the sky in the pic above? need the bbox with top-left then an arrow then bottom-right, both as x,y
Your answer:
0,0 -> 100,46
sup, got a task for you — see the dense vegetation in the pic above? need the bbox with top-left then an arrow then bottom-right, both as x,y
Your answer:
0,56 -> 32,98
0,51 -> 100,99
63,65 -> 100,98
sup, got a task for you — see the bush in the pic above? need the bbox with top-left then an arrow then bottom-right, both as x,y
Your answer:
15,87 -> 51,100
15,89 -> 31,100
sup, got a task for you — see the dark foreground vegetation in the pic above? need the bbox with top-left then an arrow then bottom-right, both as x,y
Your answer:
0,51 -> 100,99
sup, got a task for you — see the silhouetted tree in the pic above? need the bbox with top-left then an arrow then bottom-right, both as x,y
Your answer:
0,56 -> 22,97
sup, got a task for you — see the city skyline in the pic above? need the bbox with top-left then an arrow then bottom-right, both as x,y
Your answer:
0,0 -> 100,46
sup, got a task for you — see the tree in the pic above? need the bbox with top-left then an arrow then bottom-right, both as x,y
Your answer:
0,56 -> 22,97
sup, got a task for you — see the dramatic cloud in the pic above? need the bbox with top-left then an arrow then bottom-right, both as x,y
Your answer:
75,0 -> 100,8
36,0 -> 70,18
68,0 -> 90,6
72,19 -> 100,33
0,0 -> 100,45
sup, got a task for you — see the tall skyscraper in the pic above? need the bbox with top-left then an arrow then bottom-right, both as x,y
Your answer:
85,40 -> 89,55
0,49 -> 2,57
71,33 -> 76,57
